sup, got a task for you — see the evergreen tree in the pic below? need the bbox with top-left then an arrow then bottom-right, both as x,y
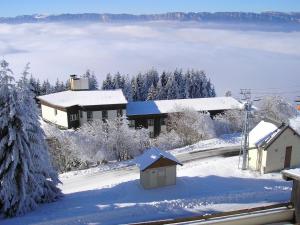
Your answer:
166,76 -> 179,100
174,69 -> 185,98
136,73 -> 145,101
41,79 -> 52,95
0,60 -> 61,217
102,73 -> 114,90
131,77 -> 138,101
54,78 -> 61,92
65,79 -> 71,91
146,84 -> 158,100
112,72 -> 122,89
123,75 -> 133,101
144,69 -> 159,97
83,70 -> 98,90
160,71 -> 168,87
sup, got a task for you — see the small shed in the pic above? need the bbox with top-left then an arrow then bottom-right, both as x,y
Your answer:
248,120 -> 300,173
134,148 -> 183,189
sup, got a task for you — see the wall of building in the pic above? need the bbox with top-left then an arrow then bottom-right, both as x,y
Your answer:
79,109 -> 125,125
249,148 -> 259,171
140,165 -> 176,189
249,148 -> 267,173
265,128 -> 300,173
41,104 -> 68,128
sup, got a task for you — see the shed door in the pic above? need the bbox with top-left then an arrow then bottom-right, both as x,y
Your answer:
284,146 -> 292,169
157,167 -> 166,187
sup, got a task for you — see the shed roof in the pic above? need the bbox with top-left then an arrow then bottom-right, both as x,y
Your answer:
134,148 -> 182,171
250,120 -> 300,150
37,89 -> 127,108
126,97 -> 242,116
249,120 -> 278,148
259,125 -> 300,150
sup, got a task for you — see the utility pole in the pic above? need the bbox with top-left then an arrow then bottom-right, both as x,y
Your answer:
240,89 -> 252,170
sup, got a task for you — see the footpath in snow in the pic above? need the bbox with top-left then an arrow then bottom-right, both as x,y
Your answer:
1,156 -> 292,225
171,133 -> 241,155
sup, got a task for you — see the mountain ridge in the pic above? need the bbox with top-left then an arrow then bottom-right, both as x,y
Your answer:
1,12 -> 300,24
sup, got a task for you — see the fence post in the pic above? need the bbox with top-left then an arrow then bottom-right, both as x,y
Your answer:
282,170 -> 300,223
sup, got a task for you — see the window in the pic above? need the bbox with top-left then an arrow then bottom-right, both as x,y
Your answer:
149,131 -> 155,138
129,120 -> 135,127
79,111 -> 83,118
70,114 -> 78,122
148,119 -> 154,126
102,110 -> 108,122
160,118 -> 166,125
117,109 -> 123,117
54,109 -> 57,116
87,111 -> 93,121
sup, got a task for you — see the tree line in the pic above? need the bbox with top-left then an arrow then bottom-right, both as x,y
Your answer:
31,69 -> 216,102
102,69 -> 216,101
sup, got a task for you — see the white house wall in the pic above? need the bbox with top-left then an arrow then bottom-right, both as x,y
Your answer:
265,128 -> 300,173
249,148 -> 259,171
41,104 -> 68,128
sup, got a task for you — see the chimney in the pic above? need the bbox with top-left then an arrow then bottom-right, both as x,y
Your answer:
70,75 -> 89,91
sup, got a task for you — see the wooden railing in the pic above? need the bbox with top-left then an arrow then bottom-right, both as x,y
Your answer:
127,202 -> 293,225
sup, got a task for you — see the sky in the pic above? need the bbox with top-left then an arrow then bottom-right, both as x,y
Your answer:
1,0 -> 300,17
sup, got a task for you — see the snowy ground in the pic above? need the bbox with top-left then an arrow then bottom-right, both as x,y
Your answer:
59,133 -> 242,180
2,156 -> 292,225
170,133 -> 241,155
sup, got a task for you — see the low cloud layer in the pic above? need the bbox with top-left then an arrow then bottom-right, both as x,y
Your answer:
1,21 -> 300,98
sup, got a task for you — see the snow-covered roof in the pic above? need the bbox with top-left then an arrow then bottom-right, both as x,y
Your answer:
134,148 -> 182,171
249,120 -> 278,148
38,89 -> 127,108
127,97 -> 242,116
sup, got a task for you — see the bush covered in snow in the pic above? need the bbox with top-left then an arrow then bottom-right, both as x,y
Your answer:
44,118 -> 150,172
78,118 -> 150,161
153,130 -> 184,150
167,109 -> 216,146
43,124 -> 89,173
256,95 -> 297,123
213,110 -> 244,136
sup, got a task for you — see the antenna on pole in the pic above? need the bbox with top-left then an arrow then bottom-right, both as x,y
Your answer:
239,89 -> 252,170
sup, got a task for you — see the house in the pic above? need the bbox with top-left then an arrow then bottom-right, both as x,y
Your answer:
134,148 -> 182,189
37,75 -> 127,129
126,97 -> 242,137
248,120 -> 300,173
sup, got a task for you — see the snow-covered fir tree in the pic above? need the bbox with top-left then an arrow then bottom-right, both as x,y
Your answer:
166,76 -> 179,100
123,75 -> 133,101
83,69 -> 98,90
102,73 -> 114,90
146,84 -> 158,100
0,60 -> 61,217
101,68 -> 216,101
